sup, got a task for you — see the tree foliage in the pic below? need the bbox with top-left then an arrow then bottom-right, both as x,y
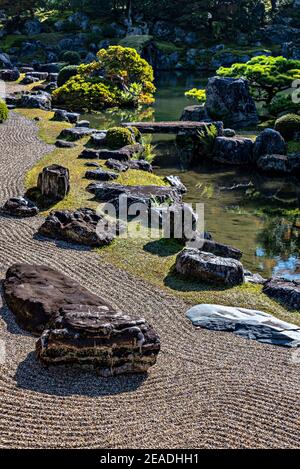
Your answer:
217,56 -> 300,104
53,45 -> 155,111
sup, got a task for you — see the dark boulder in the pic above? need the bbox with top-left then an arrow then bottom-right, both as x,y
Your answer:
256,154 -> 290,174
126,159 -> 153,172
4,264 -> 160,375
89,132 -> 107,147
38,208 -> 120,247
253,128 -> 286,161
175,248 -> 244,286
85,168 -> 118,181
0,68 -> 20,81
78,148 -> 102,159
213,137 -> 254,165
58,127 -> 99,141
180,105 -> 208,122
21,91 -> 52,111
105,159 -> 129,172
53,109 -> 80,124
37,164 -> 70,202
205,76 -> 259,128
93,144 -> 144,161
55,139 -> 77,148
87,182 -> 182,206
1,196 -> 39,218
263,278 -> 300,310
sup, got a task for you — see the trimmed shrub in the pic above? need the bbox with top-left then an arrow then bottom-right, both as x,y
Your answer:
61,51 -> 81,65
275,114 -> 300,140
53,46 -> 155,111
106,127 -> 135,149
57,65 -> 79,87
0,100 -> 9,122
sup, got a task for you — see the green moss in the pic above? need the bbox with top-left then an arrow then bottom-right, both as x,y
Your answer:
275,114 -> 300,140
287,140 -> 300,153
106,127 -> 135,149
154,40 -> 182,54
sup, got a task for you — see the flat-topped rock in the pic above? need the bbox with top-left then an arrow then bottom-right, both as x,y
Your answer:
1,196 -> 39,218
186,238 -> 242,260
85,168 -> 118,181
263,278 -> 300,310
55,139 -> 77,148
38,208 -> 120,247
78,144 -> 144,161
36,303 -> 160,376
58,127 -> 101,141
213,137 -> 254,165
4,264 -> 160,375
123,121 -> 220,135
175,248 -> 244,286
256,154 -> 290,174
186,304 -> 300,347
87,182 -> 182,206
53,109 -> 80,124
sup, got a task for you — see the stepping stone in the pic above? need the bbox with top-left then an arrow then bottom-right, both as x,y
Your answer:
186,304 -> 300,347
55,139 -> 77,148
4,264 -> 160,375
76,120 -> 90,128
89,132 -> 107,146
175,248 -> 244,286
58,127 -> 101,141
1,196 -> 38,218
78,148 -> 101,159
38,208 -> 121,248
87,182 -> 182,206
263,278 -> 300,310
213,137 -> 254,165
105,159 -> 128,172
85,169 -> 118,181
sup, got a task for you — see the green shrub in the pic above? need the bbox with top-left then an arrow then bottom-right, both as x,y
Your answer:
61,51 -> 81,65
53,46 -> 156,111
275,114 -> 300,140
57,65 -> 79,87
269,94 -> 300,117
106,127 -> 135,149
0,100 -> 8,122
185,88 -> 206,104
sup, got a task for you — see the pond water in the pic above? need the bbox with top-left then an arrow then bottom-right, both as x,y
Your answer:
82,72 -> 300,280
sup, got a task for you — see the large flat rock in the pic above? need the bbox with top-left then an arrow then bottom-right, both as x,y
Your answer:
175,248 -> 244,286
186,304 -> 300,347
3,264 -> 160,375
87,182 -> 181,205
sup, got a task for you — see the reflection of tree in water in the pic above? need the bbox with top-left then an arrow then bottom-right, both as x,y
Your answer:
257,216 -> 300,258
83,107 -> 155,129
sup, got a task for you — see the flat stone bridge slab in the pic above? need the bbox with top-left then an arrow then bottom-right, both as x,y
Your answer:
123,121 -> 222,135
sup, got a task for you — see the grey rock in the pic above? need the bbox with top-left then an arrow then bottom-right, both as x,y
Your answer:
223,128 -> 236,137
58,127 -> 100,141
164,175 -> 187,194
186,238 -> 242,260
37,165 -> 70,202
22,18 -> 42,35
1,197 -> 39,218
76,120 -> 90,128
213,137 -> 254,165
263,278 -> 300,310
186,304 -> 300,347
21,92 -> 52,111
256,154 -> 290,174
175,248 -> 244,286
38,208 -> 120,248
105,159 -> 128,172
180,105 -> 208,122
205,77 -> 259,128
53,109 -> 80,124
253,128 -> 286,161
85,169 -> 118,181
0,68 -> 20,81
55,140 -> 77,148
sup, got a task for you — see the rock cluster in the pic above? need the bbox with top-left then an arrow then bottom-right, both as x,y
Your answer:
38,208 -> 121,247
4,264 -> 160,375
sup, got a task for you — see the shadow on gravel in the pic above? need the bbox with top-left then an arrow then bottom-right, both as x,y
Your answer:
14,351 -> 148,397
33,233 -> 92,252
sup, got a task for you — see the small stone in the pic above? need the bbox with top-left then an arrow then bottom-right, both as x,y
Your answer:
85,169 -> 118,181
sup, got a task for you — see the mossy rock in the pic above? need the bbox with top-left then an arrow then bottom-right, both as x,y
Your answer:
275,114 -> 300,140
106,127 -> 136,149
0,100 -> 8,123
